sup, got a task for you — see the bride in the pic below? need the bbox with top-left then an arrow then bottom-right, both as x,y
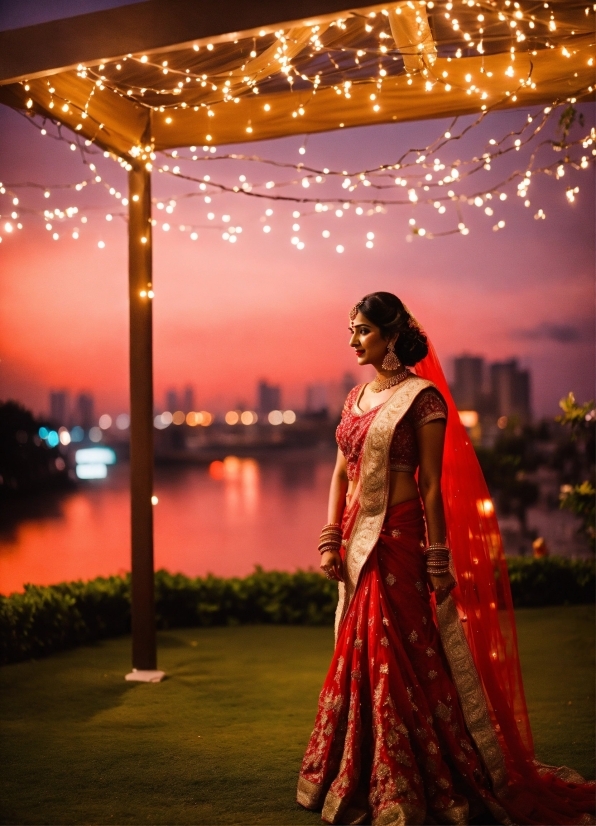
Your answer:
297,292 -> 594,825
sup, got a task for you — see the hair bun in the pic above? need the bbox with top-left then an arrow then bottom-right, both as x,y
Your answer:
356,292 -> 428,366
396,322 -> 428,366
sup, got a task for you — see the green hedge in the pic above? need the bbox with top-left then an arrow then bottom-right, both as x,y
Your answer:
505,557 -> 595,607
0,568 -> 337,666
0,559 -> 593,665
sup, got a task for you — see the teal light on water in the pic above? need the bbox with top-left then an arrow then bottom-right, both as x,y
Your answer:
47,431 -> 59,448
76,463 -> 108,479
70,426 -> 84,442
38,427 -> 49,439
75,447 -> 117,466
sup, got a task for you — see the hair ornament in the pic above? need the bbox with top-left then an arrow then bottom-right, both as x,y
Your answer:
349,299 -> 365,321
403,303 -> 422,331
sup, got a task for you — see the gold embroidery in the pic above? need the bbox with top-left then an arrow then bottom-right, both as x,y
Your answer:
335,377 -> 437,638
408,630 -> 418,643
382,617 -> 389,626
422,616 -> 428,625
351,669 -> 361,681
534,760 -> 595,786
415,581 -> 424,593
435,701 -> 451,721
396,750 -> 412,767
373,801 -> 426,826
297,775 -> 325,810
376,762 -> 391,779
354,638 -> 363,649
385,573 -> 396,586
428,670 -> 438,680
427,742 -> 438,754
321,789 -> 343,823
426,647 -> 435,657
381,637 -> 389,647
380,664 -> 389,674
431,794 -> 470,825
436,595 -> 508,795
391,528 -> 401,538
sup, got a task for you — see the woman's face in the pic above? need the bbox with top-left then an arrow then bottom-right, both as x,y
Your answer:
349,311 -> 392,368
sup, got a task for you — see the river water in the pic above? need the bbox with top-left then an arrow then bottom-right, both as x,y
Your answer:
0,454 -> 336,595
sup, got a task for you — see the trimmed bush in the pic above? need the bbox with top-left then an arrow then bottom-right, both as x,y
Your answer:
0,558 -> 593,665
505,556 -> 595,607
0,568 -> 337,665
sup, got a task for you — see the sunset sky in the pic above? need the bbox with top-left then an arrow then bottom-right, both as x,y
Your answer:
0,1 -> 594,421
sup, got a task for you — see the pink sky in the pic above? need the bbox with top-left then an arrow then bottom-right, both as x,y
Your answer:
0,99 -> 594,420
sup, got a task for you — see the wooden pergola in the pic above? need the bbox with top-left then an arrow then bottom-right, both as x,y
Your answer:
1,0 -> 593,679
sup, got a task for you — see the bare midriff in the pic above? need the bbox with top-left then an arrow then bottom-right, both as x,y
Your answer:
346,470 -> 419,510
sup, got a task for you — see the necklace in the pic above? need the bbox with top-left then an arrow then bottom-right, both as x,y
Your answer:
370,368 -> 410,393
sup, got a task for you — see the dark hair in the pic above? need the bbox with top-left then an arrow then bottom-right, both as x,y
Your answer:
355,292 -> 428,366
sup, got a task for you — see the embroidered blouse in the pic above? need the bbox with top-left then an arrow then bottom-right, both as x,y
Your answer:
336,380 -> 447,481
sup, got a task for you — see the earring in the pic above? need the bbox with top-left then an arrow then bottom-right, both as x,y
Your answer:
382,340 -> 401,371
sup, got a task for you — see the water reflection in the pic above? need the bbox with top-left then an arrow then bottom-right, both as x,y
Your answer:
0,453 -> 335,595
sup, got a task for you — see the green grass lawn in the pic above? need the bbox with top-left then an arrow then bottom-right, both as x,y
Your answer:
0,606 -> 593,825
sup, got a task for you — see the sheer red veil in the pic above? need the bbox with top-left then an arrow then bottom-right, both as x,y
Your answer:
415,337 -> 535,759
414,338 -> 596,823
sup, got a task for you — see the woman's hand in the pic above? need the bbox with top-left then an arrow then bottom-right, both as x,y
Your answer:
429,571 -> 456,604
320,550 -> 344,582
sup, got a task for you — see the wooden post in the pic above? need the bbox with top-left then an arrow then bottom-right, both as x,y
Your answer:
126,162 -> 163,681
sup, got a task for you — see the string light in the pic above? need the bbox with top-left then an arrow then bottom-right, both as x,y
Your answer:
2,100 -> 590,247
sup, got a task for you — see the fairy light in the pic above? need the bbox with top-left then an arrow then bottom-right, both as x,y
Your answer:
4,0 -> 594,249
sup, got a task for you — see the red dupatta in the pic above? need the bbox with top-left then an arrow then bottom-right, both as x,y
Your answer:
414,339 -> 533,755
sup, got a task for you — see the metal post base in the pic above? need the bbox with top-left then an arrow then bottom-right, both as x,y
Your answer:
125,669 -> 166,683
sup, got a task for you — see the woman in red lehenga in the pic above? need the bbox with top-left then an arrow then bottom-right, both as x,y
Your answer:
297,292 -> 594,826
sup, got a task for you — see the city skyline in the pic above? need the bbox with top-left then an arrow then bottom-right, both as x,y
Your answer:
40,354 -> 539,429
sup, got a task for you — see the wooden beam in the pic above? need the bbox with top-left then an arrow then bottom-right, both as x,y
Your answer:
128,162 -> 157,673
0,0 -> 379,85
0,73 -> 150,157
147,37 -> 596,149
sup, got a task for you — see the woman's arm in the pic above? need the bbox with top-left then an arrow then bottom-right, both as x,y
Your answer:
328,448 -> 349,524
416,419 -> 456,601
320,448 -> 348,581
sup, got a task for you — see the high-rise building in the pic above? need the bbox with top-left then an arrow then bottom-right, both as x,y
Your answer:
451,355 -> 484,410
305,383 -> 328,414
49,390 -> 68,425
257,380 -> 281,413
490,360 -> 531,423
74,393 -> 95,429
182,385 -> 195,412
165,389 -> 178,412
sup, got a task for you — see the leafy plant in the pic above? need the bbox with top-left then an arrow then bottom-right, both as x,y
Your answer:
556,393 -> 595,550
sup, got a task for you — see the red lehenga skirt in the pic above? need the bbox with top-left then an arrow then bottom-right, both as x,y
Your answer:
297,499 -> 595,826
